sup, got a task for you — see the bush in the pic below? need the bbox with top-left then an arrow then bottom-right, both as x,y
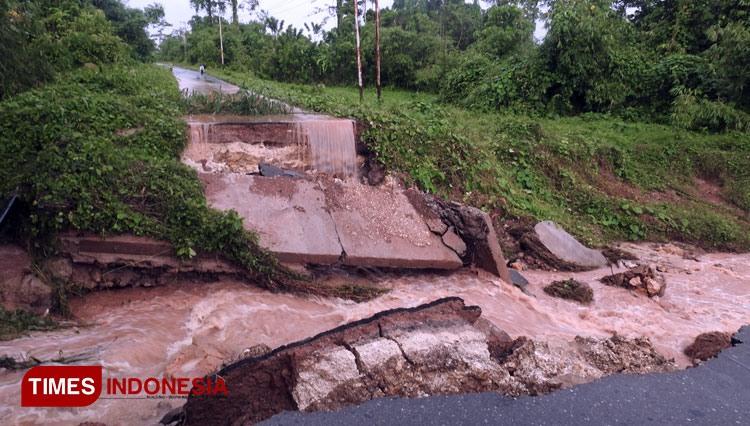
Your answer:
0,64 -> 314,306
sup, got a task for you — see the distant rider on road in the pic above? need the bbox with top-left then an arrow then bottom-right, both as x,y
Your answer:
200,65 -> 205,75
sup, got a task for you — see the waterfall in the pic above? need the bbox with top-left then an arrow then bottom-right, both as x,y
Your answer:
186,122 -> 213,161
295,120 -> 357,178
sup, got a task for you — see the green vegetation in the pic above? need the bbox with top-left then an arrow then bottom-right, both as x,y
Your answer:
0,1 -> 384,314
0,63 -> 385,308
207,69 -> 750,251
180,89 -> 291,115
161,0 -> 750,132
1,0 -> 167,99
1,0 -> 749,327
0,309 -> 58,340
160,0 -> 750,251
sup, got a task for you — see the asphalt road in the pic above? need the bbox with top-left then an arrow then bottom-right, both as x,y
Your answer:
259,326 -> 750,426
170,66 -> 240,95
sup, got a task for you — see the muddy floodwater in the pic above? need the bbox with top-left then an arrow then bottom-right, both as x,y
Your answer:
1,242 -> 748,425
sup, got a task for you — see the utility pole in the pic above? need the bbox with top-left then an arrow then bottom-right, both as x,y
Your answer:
219,16 -> 225,66
354,0 -> 363,102
375,0 -> 381,100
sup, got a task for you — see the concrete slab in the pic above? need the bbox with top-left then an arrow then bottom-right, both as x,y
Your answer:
57,232 -> 240,273
534,221 -> 608,269
199,173 -> 343,265
320,180 -> 462,269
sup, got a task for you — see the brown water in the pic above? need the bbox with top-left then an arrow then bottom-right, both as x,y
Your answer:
182,115 -> 358,179
294,120 -> 357,178
1,242 -> 749,425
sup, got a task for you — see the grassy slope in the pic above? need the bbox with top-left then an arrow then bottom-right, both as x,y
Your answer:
210,68 -> 750,251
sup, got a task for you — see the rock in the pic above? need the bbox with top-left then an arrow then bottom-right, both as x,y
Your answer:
17,274 -> 52,314
543,279 -> 593,305
441,228 -> 467,257
417,193 -> 512,283
529,221 -> 608,270
509,270 -> 529,288
43,257 -> 73,280
574,335 -> 675,374
644,277 -> 664,297
183,298 -> 675,425
684,332 -> 732,361
159,406 -> 184,425
600,265 -> 666,298
473,318 -> 515,362
258,162 -> 305,178
600,247 -> 638,265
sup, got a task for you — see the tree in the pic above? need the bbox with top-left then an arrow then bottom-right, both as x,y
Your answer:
0,0 -> 52,98
264,16 -> 285,40
622,0 -> 750,54
539,0 -> 645,112
473,4 -> 534,58
190,0 -> 229,65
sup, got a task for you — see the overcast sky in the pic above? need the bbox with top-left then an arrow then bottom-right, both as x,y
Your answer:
125,0 -> 547,40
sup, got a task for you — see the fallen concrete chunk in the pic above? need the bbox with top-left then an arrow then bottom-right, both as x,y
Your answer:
529,221 -> 608,270
200,173 -> 343,265
509,270 -> 529,288
442,228 -> 467,258
182,298 -> 675,425
416,193 -> 511,283
200,174 -> 462,269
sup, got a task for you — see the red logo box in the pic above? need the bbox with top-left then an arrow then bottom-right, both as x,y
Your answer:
22,366 -> 102,407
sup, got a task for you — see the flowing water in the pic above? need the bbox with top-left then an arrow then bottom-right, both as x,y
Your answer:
182,115 -> 357,178
294,120 -> 357,178
3,67 -> 746,425
1,242 -> 749,425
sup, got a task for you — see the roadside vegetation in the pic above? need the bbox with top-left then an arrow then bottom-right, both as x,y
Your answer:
1,0 -> 748,321
206,68 -> 750,251
0,1 -> 384,316
162,0 -> 750,251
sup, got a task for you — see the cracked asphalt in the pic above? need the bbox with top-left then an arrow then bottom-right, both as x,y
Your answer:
258,326 -> 750,426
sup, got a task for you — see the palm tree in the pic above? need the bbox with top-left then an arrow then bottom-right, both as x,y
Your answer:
264,16 -> 285,40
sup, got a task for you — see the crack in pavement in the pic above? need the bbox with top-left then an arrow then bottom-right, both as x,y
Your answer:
317,181 -> 347,263
378,322 -> 416,366
340,342 -> 388,397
